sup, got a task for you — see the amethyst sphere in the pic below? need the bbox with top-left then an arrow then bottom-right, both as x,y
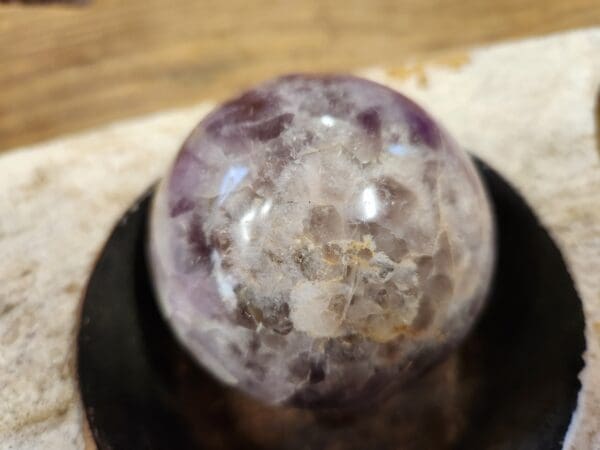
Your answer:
149,75 -> 494,408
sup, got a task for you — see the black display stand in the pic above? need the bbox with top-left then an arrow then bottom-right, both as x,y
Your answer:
78,159 -> 585,450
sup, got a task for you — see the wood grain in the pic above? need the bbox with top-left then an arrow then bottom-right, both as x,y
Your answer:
1,0 -> 599,152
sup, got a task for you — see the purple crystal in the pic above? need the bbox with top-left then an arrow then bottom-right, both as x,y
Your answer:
149,75 -> 494,408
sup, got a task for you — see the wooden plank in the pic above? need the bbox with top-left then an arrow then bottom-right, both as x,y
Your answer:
1,0 -> 600,152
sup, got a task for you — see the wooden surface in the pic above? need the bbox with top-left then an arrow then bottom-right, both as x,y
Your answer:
1,0 -> 600,152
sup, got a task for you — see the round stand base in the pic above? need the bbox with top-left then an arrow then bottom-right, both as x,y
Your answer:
77,159 -> 585,450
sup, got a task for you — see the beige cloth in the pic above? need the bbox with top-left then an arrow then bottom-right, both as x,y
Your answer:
0,27 -> 598,449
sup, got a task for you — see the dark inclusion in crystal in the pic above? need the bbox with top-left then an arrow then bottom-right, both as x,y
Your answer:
149,74 -> 494,408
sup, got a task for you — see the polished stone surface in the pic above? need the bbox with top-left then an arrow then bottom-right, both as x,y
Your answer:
149,75 -> 494,407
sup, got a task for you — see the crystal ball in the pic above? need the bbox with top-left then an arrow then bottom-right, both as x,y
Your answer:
149,74 -> 494,408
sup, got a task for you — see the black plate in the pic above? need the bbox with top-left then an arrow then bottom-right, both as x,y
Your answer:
77,159 -> 585,450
